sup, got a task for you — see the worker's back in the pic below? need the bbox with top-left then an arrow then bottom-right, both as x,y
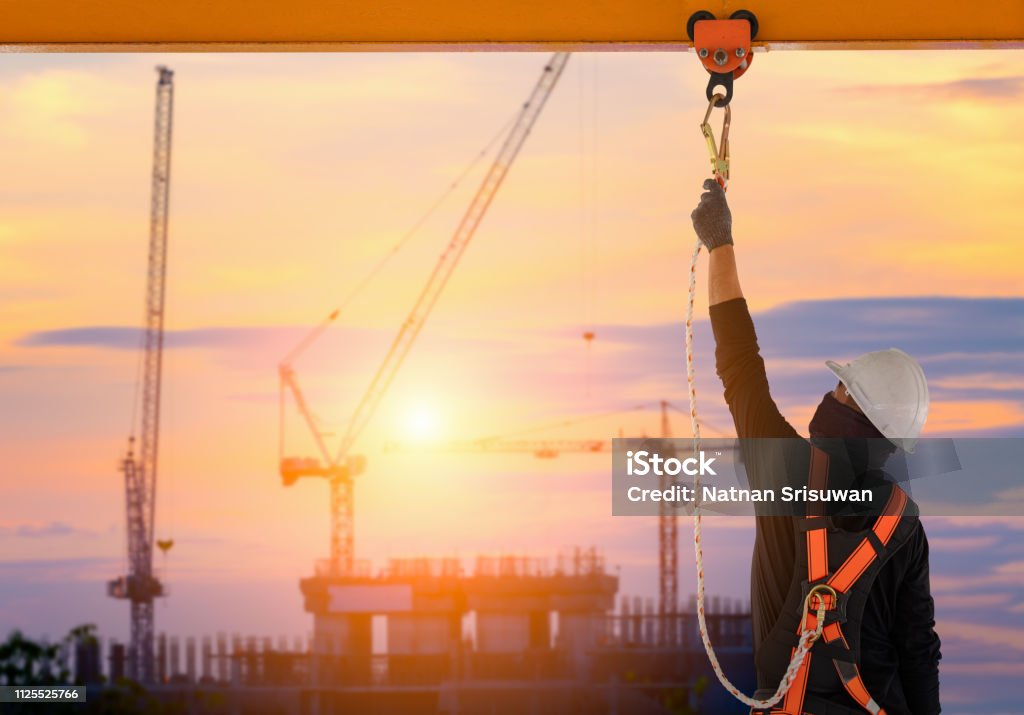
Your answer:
750,511 -> 938,714
707,295 -> 941,714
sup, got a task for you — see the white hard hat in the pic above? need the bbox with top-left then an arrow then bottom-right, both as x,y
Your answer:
825,348 -> 929,453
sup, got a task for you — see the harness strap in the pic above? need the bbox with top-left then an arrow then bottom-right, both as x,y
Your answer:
806,447 -> 830,594
821,488 -> 909,715
778,651 -> 811,715
767,450 -> 910,715
769,449 -> 831,715
834,660 -> 885,715
828,488 -> 908,593
821,622 -> 846,647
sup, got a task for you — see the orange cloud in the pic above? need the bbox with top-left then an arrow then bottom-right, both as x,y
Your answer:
927,400 -> 1024,433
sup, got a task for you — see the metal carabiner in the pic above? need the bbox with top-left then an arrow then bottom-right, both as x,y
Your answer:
700,93 -> 731,190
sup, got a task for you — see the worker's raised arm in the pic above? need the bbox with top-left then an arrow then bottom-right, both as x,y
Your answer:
708,246 -> 743,306
690,180 -> 797,439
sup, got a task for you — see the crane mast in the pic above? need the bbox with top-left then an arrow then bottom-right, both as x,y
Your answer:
108,65 -> 174,683
280,53 -> 571,577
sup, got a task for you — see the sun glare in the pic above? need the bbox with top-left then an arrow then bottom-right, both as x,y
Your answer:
404,404 -> 442,442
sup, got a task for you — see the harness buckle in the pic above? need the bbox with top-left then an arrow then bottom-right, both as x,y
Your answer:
701,94 -> 730,190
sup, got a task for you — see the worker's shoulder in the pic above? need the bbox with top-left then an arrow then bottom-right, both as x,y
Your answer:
885,514 -> 929,571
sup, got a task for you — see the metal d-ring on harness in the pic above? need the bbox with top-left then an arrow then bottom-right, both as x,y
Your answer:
684,8 -> 833,710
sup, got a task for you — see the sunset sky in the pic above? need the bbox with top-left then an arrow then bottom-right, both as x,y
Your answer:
1,50 -> 1022,711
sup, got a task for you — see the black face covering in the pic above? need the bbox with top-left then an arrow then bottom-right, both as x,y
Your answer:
809,391 -> 896,473
809,391 -> 884,440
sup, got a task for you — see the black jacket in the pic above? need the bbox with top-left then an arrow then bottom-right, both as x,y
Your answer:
709,297 -> 941,715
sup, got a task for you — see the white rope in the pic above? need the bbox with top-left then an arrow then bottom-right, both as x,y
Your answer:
685,238 -> 824,710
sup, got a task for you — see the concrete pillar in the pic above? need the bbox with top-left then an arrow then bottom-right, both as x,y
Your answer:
620,597 -> 631,645
557,611 -> 603,678
631,596 -> 643,644
202,636 -> 212,681
109,641 -> 125,681
157,632 -> 167,683
186,637 -> 196,683
643,598 -> 655,645
230,635 -> 242,686
74,636 -> 102,684
217,633 -> 228,683
310,614 -> 372,684
169,636 -> 180,680
245,636 -> 259,683
308,632 -> 322,715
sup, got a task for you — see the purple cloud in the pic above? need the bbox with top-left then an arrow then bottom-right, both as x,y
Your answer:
840,76 -> 1024,101
0,521 -> 95,538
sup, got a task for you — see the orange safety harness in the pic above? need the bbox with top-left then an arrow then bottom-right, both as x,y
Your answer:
751,447 -> 919,715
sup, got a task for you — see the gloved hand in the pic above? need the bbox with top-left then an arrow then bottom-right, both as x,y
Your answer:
690,178 -> 733,251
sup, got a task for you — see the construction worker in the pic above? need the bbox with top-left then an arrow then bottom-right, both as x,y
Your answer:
691,179 -> 941,715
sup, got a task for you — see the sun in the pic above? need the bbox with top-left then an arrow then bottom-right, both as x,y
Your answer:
403,403 -> 442,442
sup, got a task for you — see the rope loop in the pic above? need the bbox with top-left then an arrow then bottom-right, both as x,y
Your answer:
686,236 -> 822,708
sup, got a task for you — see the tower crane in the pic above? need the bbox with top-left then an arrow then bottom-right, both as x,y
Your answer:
107,66 -> 175,683
280,53 -> 571,576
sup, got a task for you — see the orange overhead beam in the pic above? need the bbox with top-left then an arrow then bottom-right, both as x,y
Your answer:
1,0 -> 1022,51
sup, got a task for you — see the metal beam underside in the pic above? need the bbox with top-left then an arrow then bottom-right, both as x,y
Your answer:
2,0 -> 1022,52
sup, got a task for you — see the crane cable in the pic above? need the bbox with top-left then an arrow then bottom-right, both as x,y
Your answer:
685,94 -> 827,710
332,110 -> 519,318
578,56 -> 600,398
